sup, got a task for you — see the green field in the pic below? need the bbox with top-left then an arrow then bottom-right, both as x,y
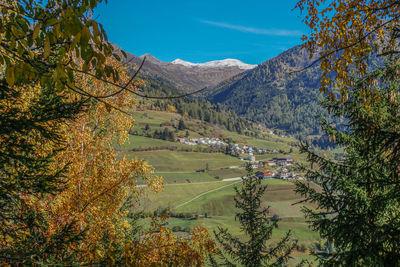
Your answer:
127,151 -> 243,172
138,179 -> 319,265
121,110 -> 318,265
122,135 -> 190,150
123,149 -> 245,183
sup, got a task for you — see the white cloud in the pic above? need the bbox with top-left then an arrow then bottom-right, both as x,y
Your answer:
199,20 -> 303,37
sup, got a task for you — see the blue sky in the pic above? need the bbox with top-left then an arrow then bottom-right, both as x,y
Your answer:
94,0 -> 307,64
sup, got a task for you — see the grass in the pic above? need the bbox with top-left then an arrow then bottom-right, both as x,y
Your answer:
136,178 -> 320,266
122,110 -> 318,265
154,172 -> 217,183
207,168 -> 246,179
126,151 -> 243,173
122,135 -> 190,150
140,179 -> 319,245
139,181 -> 237,211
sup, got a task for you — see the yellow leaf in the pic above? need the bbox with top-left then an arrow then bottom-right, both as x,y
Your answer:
6,66 -> 15,86
71,32 -> 81,49
43,36 -> 50,59
32,23 -> 40,41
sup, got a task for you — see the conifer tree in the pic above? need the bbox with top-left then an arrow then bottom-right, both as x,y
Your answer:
296,52 -> 400,265
178,118 -> 186,130
210,164 -> 295,267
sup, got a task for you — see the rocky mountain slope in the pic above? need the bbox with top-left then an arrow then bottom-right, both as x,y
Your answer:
120,49 -> 256,92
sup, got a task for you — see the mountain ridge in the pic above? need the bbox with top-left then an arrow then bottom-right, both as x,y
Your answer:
206,45 -> 326,138
114,46 -> 254,92
170,58 -> 256,70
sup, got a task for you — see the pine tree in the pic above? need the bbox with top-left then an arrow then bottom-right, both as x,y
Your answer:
295,53 -> 400,265
178,119 -> 186,130
210,164 -> 295,266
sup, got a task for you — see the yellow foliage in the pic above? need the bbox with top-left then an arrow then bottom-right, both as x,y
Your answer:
296,0 -> 400,103
121,218 -> 215,266
27,58 -> 214,264
167,104 -> 178,113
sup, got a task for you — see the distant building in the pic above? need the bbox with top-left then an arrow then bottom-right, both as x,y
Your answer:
255,171 -> 264,178
263,170 -> 275,178
255,170 -> 275,178
273,157 -> 293,166
248,154 -> 256,162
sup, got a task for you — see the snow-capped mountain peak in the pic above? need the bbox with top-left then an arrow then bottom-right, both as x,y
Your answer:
171,59 -> 197,67
171,58 -> 257,70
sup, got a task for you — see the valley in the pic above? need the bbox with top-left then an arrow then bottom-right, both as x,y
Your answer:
118,107 -> 320,265
116,44 -> 335,265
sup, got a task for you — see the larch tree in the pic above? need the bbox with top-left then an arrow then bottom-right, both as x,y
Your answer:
295,0 -> 400,102
0,0 -> 126,263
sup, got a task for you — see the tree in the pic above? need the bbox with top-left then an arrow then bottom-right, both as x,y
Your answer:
295,52 -> 400,265
296,0 -> 400,102
0,0 -> 134,263
210,164 -> 296,267
178,118 -> 186,130
122,219 -> 215,266
35,58 -> 163,263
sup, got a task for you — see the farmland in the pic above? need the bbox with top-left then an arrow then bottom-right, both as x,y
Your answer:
119,110 -> 319,265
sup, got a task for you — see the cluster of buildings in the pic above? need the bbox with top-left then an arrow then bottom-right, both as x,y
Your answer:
262,157 -> 294,166
177,137 -> 227,147
255,167 -> 297,180
230,144 -> 278,157
254,157 -> 299,180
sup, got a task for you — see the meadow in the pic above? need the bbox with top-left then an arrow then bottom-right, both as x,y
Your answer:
120,110 -> 319,265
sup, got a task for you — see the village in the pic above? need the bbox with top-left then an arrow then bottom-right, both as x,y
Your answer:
254,157 -> 301,180
177,137 -> 279,155
177,138 -> 301,180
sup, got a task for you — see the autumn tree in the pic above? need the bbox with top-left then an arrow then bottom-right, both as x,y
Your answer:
122,218 -> 215,266
296,0 -> 400,102
210,164 -> 296,267
0,0 -> 127,263
33,58 -> 162,263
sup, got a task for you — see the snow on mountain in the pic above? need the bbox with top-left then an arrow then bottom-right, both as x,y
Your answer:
171,58 -> 257,70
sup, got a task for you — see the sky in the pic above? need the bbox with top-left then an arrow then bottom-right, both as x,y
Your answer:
94,0 -> 308,65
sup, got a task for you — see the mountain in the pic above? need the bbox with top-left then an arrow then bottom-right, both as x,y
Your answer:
170,58 -> 256,70
119,48 -> 256,92
206,45 -> 327,138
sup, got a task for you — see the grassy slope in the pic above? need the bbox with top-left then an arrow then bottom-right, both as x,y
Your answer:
138,179 -> 319,265
129,151 -> 241,172
121,110 -> 318,264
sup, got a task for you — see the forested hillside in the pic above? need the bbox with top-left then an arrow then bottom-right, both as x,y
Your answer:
137,75 -> 258,135
207,45 -> 327,138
